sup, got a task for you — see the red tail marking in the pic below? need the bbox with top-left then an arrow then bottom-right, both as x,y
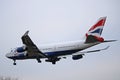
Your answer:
94,36 -> 104,42
89,17 -> 106,31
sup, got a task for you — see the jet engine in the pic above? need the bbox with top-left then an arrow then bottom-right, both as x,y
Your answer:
16,45 -> 27,53
72,55 -> 83,60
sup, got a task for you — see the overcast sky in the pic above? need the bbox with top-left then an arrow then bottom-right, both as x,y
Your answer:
0,0 -> 120,80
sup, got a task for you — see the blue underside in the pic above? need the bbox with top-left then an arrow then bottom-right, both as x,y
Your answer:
9,49 -> 82,60
45,49 -> 82,57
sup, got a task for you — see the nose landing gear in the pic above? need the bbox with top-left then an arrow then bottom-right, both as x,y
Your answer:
13,59 -> 16,65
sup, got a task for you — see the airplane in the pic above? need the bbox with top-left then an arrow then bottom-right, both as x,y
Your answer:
6,17 -> 116,65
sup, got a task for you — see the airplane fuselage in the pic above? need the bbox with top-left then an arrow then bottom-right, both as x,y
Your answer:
6,41 -> 100,60
40,41 -> 100,57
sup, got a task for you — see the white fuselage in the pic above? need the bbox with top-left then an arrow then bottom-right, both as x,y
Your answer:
39,40 -> 100,56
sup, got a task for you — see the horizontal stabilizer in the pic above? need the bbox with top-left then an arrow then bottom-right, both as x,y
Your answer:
103,40 -> 117,42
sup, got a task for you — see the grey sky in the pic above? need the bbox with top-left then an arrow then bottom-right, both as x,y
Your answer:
0,0 -> 120,80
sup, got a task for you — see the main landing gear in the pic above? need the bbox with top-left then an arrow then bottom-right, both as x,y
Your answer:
45,57 -> 61,65
52,61 -> 56,65
36,58 -> 41,63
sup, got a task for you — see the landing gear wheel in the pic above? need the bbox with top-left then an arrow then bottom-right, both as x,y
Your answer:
13,60 -> 16,65
52,61 -> 56,64
13,62 -> 16,65
36,58 -> 41,63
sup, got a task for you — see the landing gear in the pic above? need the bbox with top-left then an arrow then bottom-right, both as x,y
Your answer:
36,58 -> 41,63
52,61 -> 56,64
45,57 -> 61,65
13,59 -> 16,65
13,62 -> 16,65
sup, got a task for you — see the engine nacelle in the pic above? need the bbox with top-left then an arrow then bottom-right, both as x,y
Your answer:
72,55 -> 83,60
16,45 -> 27,53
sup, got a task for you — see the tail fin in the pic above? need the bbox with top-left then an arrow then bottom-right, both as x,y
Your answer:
85,17 -> 106,43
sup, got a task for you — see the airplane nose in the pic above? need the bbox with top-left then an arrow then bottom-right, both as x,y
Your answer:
5,53 -> 11,58
6,53 -> 9,58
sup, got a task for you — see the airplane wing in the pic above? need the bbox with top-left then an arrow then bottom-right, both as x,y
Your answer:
71,46 -> 110,56
80,46 -> 109,54
21,31 -> 47,58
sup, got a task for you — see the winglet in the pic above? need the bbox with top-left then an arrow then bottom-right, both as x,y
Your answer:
23,30 -> 29,36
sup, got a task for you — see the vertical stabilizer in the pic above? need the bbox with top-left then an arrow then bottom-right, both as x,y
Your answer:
85,17 -> 106,43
